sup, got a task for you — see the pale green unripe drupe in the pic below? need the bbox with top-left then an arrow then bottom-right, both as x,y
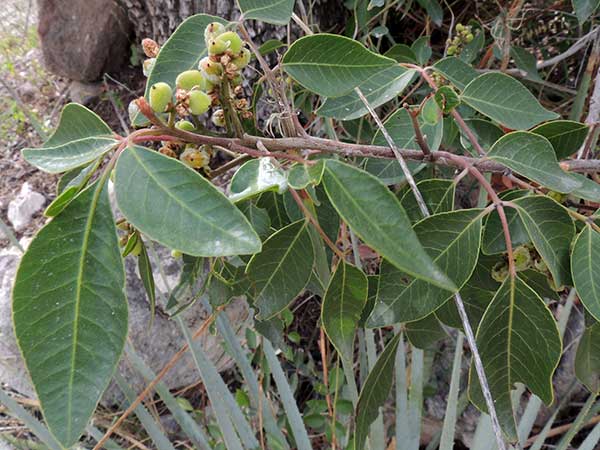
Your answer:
175,120 -> 195,131
204,22 -> 226,44
176,70 -> 205,90
189,90 -> 211,115
199,57 -> 223,84
171,249 -> 183,258
149,82 -> 172,112
208,38 -> 229,55
232,48 -> 251,69
215,31 -> 243,54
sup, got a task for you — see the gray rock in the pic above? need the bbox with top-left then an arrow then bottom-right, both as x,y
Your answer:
7,183 -> 45,232
37,0 -> 131,82
0,240 -> 247,406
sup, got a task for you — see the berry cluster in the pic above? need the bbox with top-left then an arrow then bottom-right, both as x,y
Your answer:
136,23 -> 253,171
446,23 -> 474,56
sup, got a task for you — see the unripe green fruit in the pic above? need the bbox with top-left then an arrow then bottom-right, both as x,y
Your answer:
176,70 -> 205,90
130,238 -> 143,257
456,23 -> 465,32
189,90 -> 211,115
232,48 -> 251,69
534,258 -> 548,273
447,45 -> 457,55
512,245 -> 532,272
171,249 -> 183,258
211,109 -> 226,127
199,57 -> 223,84
175,120 -> 195,131
204,22 -> 226,44
208,38 -> 229,55
547,190 -> 566,203
465,33 -> 474,43
149,82 -> 173,112
215,31 -> 243,54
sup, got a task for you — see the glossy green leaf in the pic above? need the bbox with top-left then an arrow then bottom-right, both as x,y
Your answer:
282,34 -> 396,98
399,179 -> 455,224
354,333 -> 402,450
322,261 -> 368,361
115,146 -> 261,257
44,186 -> 79,218
488,132 -> 582,193
531,120 -> 589,159
571,227 -> 600,321
238,0 -> 294,24
514,195 -> 575,287
13,181 -> 127,447
22,104 -> 116,173
461,73 -> 559,130
468,276 -> 561,440
575,321 -> 600,393
433,56 -> 479,90
132,14 -> 226,126
317,67 -> 416,120
482,189 -> 530,254
368,209 -> 483,327
230,158 -> 288,202
323,160 -> 456,291
246,220 -> 314,319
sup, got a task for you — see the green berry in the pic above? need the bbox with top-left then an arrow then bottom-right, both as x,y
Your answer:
208,38 -> 229,55
513,245 -> 532,272
447,45 -> 457,55
149,82 -> 172,112
465,33 -> 474,43
547,190 -> 566,203
534,258 -> 548,273
204,22 -> 226,43
176,70 -> 205,90
175,120 -> 195,131
211,109 -> 226,127
189,90 -> 211,115
456,23 -> 465,32
171,249 -> 183,258
199,57 -> 223,84
215,31 -> 243,54
232,48 -> 251,69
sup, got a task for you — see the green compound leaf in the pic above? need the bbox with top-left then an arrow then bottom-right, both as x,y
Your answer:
513,195 -> 575,287
571,227 -> 600,321
354,333 -> 402,450
12,181 -> 128,448
367,209 -> 483,327
317,66 -> 416,120
246,220 -> 314,319
488,131 -> 582,193
322,160 -> 456,292
531,120 -> 589,159
433,56 -> 478,90
461,73 -> 559,130
115,146 -> 261,257
468,276 -> 562,441
282,34 -> 396,98
22,103 -> 117,173
238,0 -> 294,24
321,261 -> 368,362
135,14 -> 227,125
575,321 -> 600,393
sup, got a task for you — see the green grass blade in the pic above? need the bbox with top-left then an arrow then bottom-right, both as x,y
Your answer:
365,328 -> 385,450
407,346 -> 424,450
578,420 -> 600,450
86,425 -> 123,450
440,332 -> 464,450
395,331 -> 410,449
263,339 -> 313,450
177,317 -> 254,450
0,389 -> 63,450
556,395 -> 600,450
114,373 -> 177,450
124,344 -> 212,450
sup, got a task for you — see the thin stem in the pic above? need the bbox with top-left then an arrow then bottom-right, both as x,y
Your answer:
403,104 -> 431,156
